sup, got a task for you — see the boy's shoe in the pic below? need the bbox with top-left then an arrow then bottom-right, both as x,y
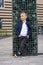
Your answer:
18,52 -> 21,54
17,52 -> 22,56
14,54 -> 17,57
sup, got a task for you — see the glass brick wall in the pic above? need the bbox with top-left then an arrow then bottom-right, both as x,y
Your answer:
12,0 -> 38,56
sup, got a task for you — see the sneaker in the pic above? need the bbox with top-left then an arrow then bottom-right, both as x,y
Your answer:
18,52 -> 21,55
14,54 -> 17,57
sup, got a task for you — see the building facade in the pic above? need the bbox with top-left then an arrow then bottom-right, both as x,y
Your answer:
0,0 -> 12,35
37,0 -> 43,34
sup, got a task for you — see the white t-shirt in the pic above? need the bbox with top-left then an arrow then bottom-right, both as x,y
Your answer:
20,22 -> 28,36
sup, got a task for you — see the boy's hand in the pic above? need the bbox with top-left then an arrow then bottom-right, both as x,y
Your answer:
18,35 -> 22,40
18,35 -> 21,37
27,35 -> 29,39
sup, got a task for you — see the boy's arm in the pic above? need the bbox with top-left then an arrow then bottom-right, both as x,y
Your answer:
27,22 -> 32,37
16,23 -> 19,36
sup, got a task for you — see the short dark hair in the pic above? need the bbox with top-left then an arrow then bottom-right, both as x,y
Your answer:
20,11 -> 27,16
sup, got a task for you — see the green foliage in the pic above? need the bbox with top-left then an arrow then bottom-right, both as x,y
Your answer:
12,0 -> 38,55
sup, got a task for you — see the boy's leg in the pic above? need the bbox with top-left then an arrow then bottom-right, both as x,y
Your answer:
19,36 -> 27,55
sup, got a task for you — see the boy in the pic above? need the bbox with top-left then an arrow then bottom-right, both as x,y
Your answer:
16,11 -> 32,56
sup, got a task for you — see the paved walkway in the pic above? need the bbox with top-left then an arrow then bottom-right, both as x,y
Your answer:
0,35 -> 43,65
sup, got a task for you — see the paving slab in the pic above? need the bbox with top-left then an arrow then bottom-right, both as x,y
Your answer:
0,35 -> 43,65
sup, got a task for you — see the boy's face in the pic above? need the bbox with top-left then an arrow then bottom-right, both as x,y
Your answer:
20,12 -> 27,22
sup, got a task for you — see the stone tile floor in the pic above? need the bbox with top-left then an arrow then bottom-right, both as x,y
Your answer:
0,35 -> 43,65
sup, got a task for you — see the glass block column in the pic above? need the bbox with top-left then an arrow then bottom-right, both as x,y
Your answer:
12,0 -> 38,56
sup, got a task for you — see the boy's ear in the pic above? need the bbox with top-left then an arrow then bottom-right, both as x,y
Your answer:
26,15 -> 27,18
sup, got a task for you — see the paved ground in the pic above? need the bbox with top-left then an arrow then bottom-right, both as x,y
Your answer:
0,35 -> 43,65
